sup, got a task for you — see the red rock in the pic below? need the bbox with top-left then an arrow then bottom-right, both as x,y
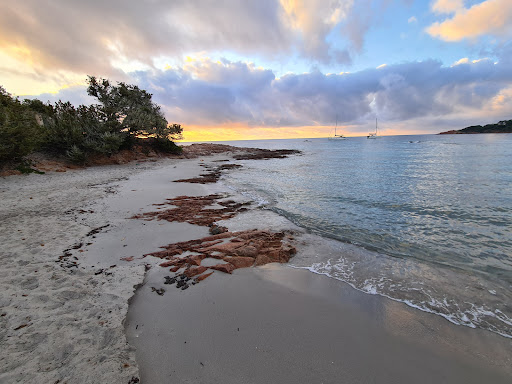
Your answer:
131,195 -> 248,227
224,256 -> 255,269
195,271 -> 214,282
159,258 -> 186,268
187,254 -> 204,266
207,241 -> 242,255
200,232 -> 232,242
210,263 -> 235,274
147,227 -> 297,282
235,245 -> 258,258
254,255 -> 272,266
267,250 -> 281,262
184,266 -> 207,277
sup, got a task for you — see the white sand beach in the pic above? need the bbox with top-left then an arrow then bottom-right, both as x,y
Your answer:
1,148 -> 511,383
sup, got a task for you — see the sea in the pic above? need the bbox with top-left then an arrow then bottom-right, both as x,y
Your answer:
211,134 -> 512,338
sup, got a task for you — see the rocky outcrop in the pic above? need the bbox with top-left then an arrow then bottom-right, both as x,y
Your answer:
181,143 -> 301,160
175,163 -> 242,184
233,149 -> 301,160
131,194 -> 251,227
145,229 -> 296,286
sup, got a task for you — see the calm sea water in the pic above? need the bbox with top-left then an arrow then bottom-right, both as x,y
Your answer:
214,134 -> 512,337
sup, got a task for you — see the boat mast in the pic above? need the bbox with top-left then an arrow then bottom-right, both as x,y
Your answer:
376,117 -> 378,135
335,114 -> 338,136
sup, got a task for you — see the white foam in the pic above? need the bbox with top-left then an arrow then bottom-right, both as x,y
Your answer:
291,259 -> 512,339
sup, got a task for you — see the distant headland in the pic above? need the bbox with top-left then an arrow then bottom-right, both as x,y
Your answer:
439,120 -> 512,134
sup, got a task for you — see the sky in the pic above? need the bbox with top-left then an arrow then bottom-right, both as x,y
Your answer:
1,0 -> 512,141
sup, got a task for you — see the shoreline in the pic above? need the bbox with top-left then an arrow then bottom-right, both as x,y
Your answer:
1,145 -> 511,383
127,265 -> 512,383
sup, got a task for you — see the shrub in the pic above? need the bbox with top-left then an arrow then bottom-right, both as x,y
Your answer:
87,76 -> 184,141
0,87 -> 43,163
66,145 -> 87,164
1,78 -> 184,164
154,137 -> 183,154
43,101 -> 85,154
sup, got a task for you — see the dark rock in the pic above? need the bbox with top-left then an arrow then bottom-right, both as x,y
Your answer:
151,287 -> 165,296
209,224 -> 228,235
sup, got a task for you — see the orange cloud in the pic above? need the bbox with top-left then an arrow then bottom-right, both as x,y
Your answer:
427,0 -> 512,42
0,48 -> 86,96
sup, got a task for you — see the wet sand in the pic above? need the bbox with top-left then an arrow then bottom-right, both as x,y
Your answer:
126,263 -> 512,384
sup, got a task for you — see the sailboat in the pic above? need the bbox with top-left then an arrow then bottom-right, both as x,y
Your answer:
367,118 -> 379,139
328,115 -> 346,140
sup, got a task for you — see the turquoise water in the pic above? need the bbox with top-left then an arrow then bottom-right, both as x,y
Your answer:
215,134 -> 512,337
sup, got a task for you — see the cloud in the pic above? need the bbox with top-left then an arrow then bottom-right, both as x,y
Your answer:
427,0 -> 512,42
408,16 -> 417,23
25,85 -> 95,107
0,0 -> 363,86
280,0 -> 354,63
30,55 -> 512,137
340,0 -> 373,53
452,58 -> 469,66
430,0 -> 464,14
128,56 -> 512,131
0,1 -> 292,80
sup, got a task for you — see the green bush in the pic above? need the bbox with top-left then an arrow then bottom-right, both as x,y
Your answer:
154,138 -> 183,154
66,145 -> 87,164
0,87 -> 43,163
1,77 -> 184,164
15,160 -> 45,174
43,101 -> 85,154
43,103 -> 125,162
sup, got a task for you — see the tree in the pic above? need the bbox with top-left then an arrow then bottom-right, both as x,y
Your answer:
43,101 -> 124,160
0,87 -> 42,162
0,77 -> 183,165
87,76 -> 183,141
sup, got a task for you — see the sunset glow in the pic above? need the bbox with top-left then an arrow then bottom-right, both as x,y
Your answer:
1,0 -> 511,140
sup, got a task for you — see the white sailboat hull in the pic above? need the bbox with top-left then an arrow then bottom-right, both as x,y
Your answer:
367,118 -> 379,138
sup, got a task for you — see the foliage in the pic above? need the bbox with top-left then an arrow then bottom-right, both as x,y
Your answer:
154,137 -> 183,154
460,120 -> 512,134
87,76 -> 183,141
22,98 -> 54,116
15,159 -> 45,174
441,119 -> 512,134
0,87 -> 43,162
1,77 -> 184,164
65,145 -> 87,165
43,102 -> 126,161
